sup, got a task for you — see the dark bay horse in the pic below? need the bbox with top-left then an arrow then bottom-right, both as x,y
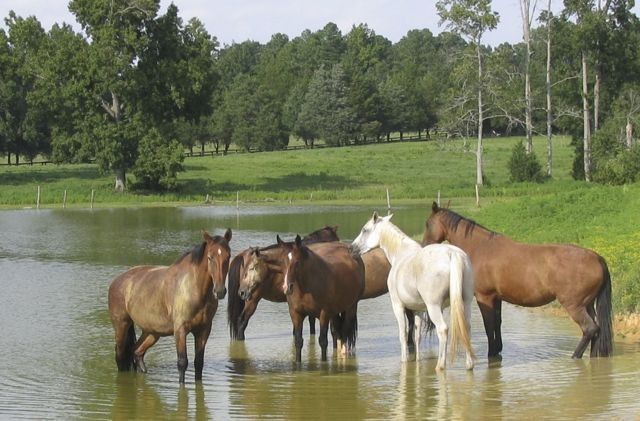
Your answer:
227,226 -> 339,340
422,202 -> 613,359
108,229 -> 232,383
276,236 -> 365,362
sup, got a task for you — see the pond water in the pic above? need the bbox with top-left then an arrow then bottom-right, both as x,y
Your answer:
0,205 -> 638,419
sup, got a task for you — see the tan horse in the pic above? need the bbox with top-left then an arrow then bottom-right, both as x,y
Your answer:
422,202 -> 613,359
108,229 -> 232,383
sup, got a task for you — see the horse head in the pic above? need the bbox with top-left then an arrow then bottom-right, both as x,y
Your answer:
422,202 -> 447,246
279,234 -> 308,296
304,225 -> 340,243
203,228 -> 232,299
350,211 -> 392,256
238,247 -> 265,301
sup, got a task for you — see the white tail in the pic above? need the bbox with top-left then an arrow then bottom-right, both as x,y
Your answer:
448,251 -> 475,364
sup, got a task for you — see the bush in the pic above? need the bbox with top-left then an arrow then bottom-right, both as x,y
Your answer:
508,141 -> 544,182
133,128 -> 184,190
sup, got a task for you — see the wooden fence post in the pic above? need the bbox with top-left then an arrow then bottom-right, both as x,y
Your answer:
63,190 -> 67,209
90,189 -> 95,210
36,186 -> 41,209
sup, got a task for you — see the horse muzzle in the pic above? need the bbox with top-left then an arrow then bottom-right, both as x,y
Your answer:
215,287 -> 227,300
238,289 -> 252,301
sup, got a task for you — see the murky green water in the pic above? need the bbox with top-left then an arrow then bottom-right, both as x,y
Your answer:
0,205 -> 638,419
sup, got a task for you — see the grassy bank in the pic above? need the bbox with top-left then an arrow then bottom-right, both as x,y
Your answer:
1,135 -> 639,312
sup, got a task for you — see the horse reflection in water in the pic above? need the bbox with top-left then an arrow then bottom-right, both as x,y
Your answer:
423,202 -> 613,359
227,226 -> 340,341
108,229 -> 232,383
351,212 -> 475,370
258,235 -> 365,362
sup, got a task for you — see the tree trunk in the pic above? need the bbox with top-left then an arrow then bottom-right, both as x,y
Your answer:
626,119 -> 633,148
546,0 -> 553,176
114,168 -> 126,192
476,41 -> 484,186
7,153 -> 10,165
594,70 -> 601,132
200,142 -> 205,156
582,51 -> 592,182
521,0 -> 533,154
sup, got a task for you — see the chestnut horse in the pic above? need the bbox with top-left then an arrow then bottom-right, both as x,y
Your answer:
226,226 -> 339,340
277,236 -> 365,362
108,229 -> 232,383
422,202 -> 613,359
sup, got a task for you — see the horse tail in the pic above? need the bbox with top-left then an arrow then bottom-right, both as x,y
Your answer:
344,308 -> 358,352
125,324 -> 137,371
592,256 -> 613,357
448,251 -> 475,364
227,254 -> 245,340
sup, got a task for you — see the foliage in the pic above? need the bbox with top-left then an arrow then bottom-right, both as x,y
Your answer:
508,141 -> 544,182
132,128 -> 184,190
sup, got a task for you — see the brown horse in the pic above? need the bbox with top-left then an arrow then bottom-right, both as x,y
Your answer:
227,226 -> 339,340
422,202 -> 613,359
108,229 -> 232,383
276,236 -> 365,362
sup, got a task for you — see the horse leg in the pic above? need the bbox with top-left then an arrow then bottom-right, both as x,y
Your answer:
318,315 -> 330,361
413,312 -> 423,360
238,299 -> 258,341
133,332 -> 159,373
174,326 -> 189,383
406,309 -> 416,351
290,311 -> 304,363
495,299 -> 503,354
564,304 -> 599,359
390,295 -> 411,362
425,303 -> 447,371
193,324 -> 212,381
476,294 -> 500,358
309,317 -> 317,336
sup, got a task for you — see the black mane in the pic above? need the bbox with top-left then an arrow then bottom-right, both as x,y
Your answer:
175,241 -> 207,265
439,209 -> 500,239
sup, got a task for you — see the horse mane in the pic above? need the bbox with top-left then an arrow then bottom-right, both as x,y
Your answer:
379,220 -> 412,255
438,209 -> 500,239
174,242 -> 207,265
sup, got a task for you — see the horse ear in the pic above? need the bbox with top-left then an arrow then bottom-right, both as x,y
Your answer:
224,228 -> 232,242
277,235 -> 284,245
384,213 -> 394,221
431,201 -> 439,213
446,200 -> 451,209
295,234 -> 302,247
202,230 -> 213,242
372,211 -> 379,222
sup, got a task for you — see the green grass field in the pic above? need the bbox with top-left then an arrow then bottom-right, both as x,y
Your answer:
2,135 -> 639,312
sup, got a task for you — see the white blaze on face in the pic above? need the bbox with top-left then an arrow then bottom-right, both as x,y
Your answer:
283,251 -> 293,293
217,249 -> 222,255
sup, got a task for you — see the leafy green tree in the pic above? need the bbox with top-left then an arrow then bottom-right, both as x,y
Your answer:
508,140 -> 544,182
0,13 -> 49,165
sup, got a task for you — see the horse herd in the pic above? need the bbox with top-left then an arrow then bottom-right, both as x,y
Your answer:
108,203 -> 613,383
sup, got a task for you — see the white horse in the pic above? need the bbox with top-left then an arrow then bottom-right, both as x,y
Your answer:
351,212 -> 475,370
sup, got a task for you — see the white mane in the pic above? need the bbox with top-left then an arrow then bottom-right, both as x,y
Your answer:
377,219 -> 421,262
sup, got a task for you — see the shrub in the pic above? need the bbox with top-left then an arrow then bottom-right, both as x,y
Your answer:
508,140 -> 544,182
133,128 -> 184,190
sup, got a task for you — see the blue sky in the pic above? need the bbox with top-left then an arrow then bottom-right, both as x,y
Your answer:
0,0 -> 586,47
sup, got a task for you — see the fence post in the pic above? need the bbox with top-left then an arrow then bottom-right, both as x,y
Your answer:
90,189 -> 95,210
386,188 -> 391,214
437,190 -> 440,207
475,184 -> 480,207
63,190 -> 67,209
236,191 -> 239,210
36,186 -> 41,209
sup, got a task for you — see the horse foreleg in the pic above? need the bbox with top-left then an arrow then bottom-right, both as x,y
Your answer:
318,316 -> 330,361
290,312 -> 304,363
476,294 -> 500,358
309,317 -> 317,336
426,304 -> 447,371
495,299 -> 503,354
193,324 -> 212,381
174,326 -> 189,383
133,332 -> 159,373
390,295 -> 411,362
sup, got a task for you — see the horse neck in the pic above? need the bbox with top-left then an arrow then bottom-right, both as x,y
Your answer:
378,222 -> 421,265
189,254 -> 213,298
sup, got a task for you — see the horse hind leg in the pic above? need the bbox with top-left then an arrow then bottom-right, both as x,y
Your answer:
134,332 -> 160,373
425,303 -> 447,371
565,305 -> 599,359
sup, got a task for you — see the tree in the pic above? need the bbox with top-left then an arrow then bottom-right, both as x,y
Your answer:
520,0 -> 536,154
437,0 -> 500,186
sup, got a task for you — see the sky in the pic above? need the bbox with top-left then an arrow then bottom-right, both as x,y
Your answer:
0,0 -> 585,47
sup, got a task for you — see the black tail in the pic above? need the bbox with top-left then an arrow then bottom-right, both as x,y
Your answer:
592,256 -> 613,357
122,324 -> 137,371
227,254 -> 245,340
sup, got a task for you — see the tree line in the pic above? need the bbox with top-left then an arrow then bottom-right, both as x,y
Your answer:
1,0 -> 639,191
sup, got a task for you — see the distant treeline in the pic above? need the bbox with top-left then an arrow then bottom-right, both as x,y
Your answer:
1,0 -> 639,190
